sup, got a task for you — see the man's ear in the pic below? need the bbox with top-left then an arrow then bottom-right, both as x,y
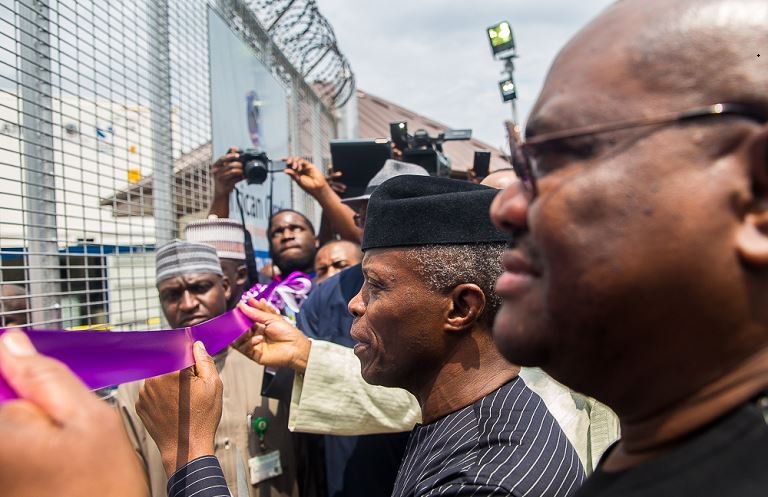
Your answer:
444,283 -> 486,333
236,264 -> 248,286
221,275 -> 232,303
737,128 -> 768,266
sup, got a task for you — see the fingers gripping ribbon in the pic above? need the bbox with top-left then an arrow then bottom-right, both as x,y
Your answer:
0,272 -> 312,403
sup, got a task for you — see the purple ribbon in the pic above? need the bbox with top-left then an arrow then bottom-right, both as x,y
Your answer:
0,272 -> 311,403
240,271 -> 312,313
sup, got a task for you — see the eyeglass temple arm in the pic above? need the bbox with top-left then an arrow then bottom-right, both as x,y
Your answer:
525,104 -> 768,146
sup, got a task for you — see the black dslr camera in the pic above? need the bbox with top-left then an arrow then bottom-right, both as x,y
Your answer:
237,148 -> 272,185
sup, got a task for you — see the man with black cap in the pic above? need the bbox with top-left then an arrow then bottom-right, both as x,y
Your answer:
283,160 -> 428,497
116,240 -> 299,497
297,160 -> 429,356
240,176 -> 585,496
241,173 -> 616,473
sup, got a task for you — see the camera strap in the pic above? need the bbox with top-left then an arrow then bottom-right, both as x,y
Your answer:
235,186 -> 260,287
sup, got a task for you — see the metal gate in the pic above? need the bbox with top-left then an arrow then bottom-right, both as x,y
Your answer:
0,0 -> 353,329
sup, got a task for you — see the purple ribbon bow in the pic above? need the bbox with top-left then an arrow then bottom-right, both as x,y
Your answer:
240,271 -> 312,312
0,273 -> 309,404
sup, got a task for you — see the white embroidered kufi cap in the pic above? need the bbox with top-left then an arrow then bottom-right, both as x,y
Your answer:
184,218 -> 246,261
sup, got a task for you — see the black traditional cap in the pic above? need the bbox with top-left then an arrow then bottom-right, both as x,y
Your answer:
362,176 -> 508,250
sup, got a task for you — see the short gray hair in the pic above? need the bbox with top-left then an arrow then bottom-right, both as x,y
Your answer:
403,243 -> 506,327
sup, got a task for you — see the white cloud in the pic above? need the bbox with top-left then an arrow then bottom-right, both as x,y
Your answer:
316,0 -> 615,148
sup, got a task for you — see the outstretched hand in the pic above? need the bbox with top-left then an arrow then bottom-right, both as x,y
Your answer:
234,298 -> 312,373
211,146 -> 244,198
136,341 -> 223,477
326,166 -> 347,195
284,156 -> 329,197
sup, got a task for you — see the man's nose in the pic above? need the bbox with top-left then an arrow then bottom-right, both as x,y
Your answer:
348,290 -> 364,318
179,290 -> 198,311
490,180 -> 530,234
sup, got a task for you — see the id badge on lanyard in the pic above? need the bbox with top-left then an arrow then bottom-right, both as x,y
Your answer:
247,414 -> 283,485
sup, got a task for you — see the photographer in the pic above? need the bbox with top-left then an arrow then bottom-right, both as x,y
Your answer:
209,149 -> 361,244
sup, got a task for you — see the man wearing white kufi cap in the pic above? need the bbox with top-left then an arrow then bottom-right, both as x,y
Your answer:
116,239 -> 299,497
185,217 -> 248,309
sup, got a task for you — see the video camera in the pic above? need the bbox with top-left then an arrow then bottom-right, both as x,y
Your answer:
237,148 -> 281,185
390,121 -> 472,176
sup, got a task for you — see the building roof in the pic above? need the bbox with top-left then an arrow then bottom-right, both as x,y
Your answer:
355,89 -> 510,173
101,89 -> 512,218
100,142 -> 212,218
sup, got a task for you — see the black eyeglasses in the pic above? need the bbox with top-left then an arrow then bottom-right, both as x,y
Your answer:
509,103 -> 768,199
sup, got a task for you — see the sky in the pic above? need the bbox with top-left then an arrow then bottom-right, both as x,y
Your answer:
316,0 -> 615,150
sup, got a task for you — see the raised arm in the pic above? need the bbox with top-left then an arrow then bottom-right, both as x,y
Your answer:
284,157 -> 363,243
209,147 -> 244,218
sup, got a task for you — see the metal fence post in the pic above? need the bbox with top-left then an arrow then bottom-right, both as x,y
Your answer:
289,80 -> 302,212
19,0 -> 61,326
4,0 -> 346,329
149,0 -> 175,247
312,99 -> 323,168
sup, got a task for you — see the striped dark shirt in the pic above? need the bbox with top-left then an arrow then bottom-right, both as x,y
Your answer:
166,455 -> 232,497
391,377 -> 585,497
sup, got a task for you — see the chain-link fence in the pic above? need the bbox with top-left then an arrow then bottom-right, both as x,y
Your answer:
0,0 -> 350,330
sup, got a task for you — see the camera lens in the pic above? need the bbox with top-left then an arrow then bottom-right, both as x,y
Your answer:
244,159 -> 269,185
237,149 -> 271,185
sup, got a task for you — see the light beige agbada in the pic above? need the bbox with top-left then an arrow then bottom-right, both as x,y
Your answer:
289,339 -> 619,473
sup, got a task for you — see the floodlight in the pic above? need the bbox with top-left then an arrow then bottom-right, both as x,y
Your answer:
487,21 -> 515,56
499,78 -> 517,102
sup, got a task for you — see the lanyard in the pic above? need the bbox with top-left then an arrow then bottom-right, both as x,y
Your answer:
251,415 -> 269,451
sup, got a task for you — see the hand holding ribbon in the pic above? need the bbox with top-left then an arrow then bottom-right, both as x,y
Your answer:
0,272 -> 312,403
233,298 -> 312,374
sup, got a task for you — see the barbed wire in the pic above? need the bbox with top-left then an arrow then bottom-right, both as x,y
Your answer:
249,0 -> 355,108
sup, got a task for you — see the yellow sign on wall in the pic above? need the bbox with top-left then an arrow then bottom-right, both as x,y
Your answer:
128,168 -> 141,184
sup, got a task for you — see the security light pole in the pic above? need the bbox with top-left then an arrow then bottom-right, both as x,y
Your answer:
487,21 -> 520,135
503,58 -> 519,125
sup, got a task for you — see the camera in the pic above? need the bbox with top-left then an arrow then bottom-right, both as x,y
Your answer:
389,122 -> 472,177
237,148 -> 272,185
